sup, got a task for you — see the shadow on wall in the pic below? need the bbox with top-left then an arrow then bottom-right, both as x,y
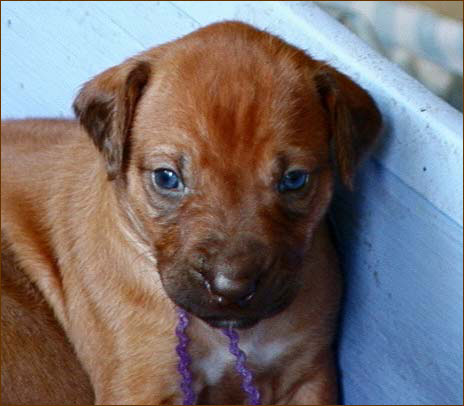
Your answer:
330,139 -> 463,405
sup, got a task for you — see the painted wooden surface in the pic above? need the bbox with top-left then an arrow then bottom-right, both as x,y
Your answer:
2,2 -> 462,405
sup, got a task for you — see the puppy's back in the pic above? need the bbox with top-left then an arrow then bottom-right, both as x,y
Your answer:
2,119 -> 80,151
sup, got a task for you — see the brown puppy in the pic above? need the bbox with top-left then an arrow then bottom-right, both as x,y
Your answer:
1,22 -> 381,405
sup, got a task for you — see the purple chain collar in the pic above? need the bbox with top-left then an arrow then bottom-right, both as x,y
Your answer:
175,309 -> 261,405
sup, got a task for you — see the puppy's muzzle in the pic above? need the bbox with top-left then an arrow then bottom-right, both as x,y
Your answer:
161,237 -> 296,329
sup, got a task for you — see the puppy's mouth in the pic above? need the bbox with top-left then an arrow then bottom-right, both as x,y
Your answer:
202,317 -> 260,329
171,287 -> 295,330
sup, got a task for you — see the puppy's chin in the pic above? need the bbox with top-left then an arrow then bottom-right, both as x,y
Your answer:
199,298 -> 293,329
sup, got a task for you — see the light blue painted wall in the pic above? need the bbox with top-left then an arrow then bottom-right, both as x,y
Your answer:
2,2 -> 462,405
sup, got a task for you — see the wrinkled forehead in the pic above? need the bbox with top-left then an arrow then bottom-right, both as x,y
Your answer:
133,45 -> 331,169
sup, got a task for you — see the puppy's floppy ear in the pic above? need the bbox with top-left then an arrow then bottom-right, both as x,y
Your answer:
313,64 -> 382,188
73,58 -> 151,180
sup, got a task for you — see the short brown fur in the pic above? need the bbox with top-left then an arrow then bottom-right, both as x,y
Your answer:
1,22 -> 381,404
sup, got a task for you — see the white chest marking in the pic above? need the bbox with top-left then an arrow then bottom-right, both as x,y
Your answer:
196,334 -> 299,385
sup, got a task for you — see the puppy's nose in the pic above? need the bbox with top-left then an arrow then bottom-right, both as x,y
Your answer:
210,274 -> 257,306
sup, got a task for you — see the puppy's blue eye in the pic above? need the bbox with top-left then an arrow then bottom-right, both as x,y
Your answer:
279,170 -> 309,192
153,169 -> 180,190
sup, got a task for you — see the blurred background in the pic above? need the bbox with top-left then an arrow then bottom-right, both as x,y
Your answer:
414,1 -> 462,20
317,1 -> 463,111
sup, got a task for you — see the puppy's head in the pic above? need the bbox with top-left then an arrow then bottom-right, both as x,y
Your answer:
74,22 -> 381,329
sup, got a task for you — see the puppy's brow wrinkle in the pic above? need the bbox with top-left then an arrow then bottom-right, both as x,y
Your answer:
149,145 -> 179,155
